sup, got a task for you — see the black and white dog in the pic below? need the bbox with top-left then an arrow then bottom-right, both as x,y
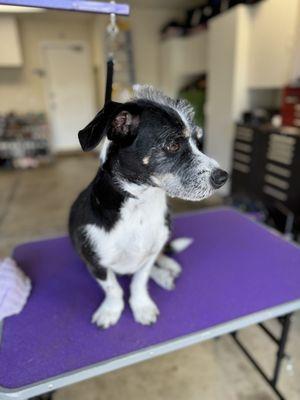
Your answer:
69,85 -> 228,328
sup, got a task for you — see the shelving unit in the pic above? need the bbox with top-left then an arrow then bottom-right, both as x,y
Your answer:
0,113 -> 51,169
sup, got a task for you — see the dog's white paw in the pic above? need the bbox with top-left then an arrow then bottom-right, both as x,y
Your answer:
130,296 -> 159,325
92,297 -> 124,329
151,266 -> 175,290
157,254 -> 182,278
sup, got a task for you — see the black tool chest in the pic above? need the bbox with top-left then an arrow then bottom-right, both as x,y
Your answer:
231,124 -> 300,215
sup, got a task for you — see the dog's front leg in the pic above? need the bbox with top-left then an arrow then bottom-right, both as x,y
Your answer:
92,269 -> 124,329
129,258 -> 159,325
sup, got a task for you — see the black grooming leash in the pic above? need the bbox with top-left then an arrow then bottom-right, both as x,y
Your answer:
105,57 -> 114,104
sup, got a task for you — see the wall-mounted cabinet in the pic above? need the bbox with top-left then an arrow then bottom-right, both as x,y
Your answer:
248,0 -> 300,88
0,16 -> 22,67
291,2 -> 300,83
181,32 -> 207,76
160,0 -> 300,94
160,31 -> 207,98
206,5 -> 251,194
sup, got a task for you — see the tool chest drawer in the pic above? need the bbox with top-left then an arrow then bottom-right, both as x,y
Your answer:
231,125 -> 300,214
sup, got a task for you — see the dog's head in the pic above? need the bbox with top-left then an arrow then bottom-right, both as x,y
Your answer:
78,85 -> 228,201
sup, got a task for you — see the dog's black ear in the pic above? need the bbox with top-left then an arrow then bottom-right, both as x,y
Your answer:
78,101 -> 122,152
107,105 -> 141,142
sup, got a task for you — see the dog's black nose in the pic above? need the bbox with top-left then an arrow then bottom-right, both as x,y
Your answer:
210,169 -> 229,189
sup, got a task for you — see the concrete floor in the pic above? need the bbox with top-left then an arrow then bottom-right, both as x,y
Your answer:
0,155 -> 299,400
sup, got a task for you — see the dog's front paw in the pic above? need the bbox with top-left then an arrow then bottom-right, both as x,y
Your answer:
130,295 -> 159,325
92,297 -> 124,329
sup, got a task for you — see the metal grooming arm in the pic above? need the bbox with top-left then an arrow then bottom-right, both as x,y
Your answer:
0,1 -> 130,15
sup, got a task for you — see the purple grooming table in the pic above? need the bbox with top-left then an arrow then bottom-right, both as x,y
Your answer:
0,1 -> 130,16
1,208 -> 300,400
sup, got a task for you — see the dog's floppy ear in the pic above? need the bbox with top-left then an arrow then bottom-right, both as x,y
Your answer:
107,105 -> 140,142
78,101 -> 122,152
78,102 -> 141,151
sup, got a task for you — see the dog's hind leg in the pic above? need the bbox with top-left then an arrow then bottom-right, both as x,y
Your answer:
156,254 -> 182,277
150,237 -> 193,290
150,263 -> 176,290
150,254 -> 182,290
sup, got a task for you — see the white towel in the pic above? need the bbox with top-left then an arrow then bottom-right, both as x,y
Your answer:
0,258 -> 31,320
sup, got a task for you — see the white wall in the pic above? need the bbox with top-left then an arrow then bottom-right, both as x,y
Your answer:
0,12 -> 94,114
0,7 -> 181,115
130,8 -> 182,87
248,0 -> 299,88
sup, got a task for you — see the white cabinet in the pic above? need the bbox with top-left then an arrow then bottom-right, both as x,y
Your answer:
181,32 -> 207,75
160,31 -> 207,98
291,1 -> 300,83
160,0 -> 300,93
248,0 -> 300,88
160,37 -> 183,98
206,5 -> 251,195
0,16 -> 22,67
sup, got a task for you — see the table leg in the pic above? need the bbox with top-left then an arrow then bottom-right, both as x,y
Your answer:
272,314 -> 292,387
231,313 -> 293,400
30,392 -> 55,400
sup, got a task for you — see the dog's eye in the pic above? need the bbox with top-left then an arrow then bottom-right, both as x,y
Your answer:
166,142 -> 181,153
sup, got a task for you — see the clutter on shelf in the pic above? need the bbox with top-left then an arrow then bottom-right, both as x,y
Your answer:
281,86 -> 300,129
160,0 -> 263,39
0,112 -> 51,169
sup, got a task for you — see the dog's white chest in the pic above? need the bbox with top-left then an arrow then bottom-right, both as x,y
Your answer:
85,187 -> 169,274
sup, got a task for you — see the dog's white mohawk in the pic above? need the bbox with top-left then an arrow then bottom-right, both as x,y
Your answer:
132,84 -> 195,125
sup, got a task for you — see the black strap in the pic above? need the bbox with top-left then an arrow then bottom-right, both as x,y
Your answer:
105,58 -> 114,104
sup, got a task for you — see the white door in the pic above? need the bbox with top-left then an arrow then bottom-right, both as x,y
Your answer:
43,42 -> 96,152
